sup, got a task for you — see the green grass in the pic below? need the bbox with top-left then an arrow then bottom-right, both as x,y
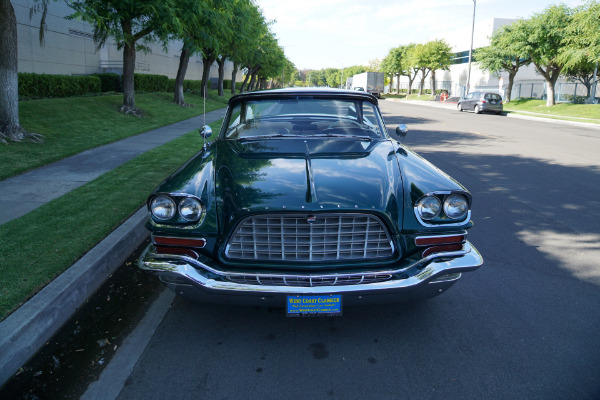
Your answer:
405,94 -> 435,101
0,91 -> 231,180
381,94 -> 407,99
503,99 -> 600,122
0,120 -> 222,321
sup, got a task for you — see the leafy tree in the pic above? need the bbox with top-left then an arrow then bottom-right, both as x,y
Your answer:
69,0 -> 184,112
411,42 -> 449,96
0,0 -> 48,143
424,39 -> 453,95
381,47 -> 402,93
476,20 -> 531,102
171,0 -> 230,104
560,1 -> 600,67
563,59 -> 599,97
366,58 -> 381,72
522,5 -> 572,106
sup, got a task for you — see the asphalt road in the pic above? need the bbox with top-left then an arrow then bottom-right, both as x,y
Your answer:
98,102 -> 600,400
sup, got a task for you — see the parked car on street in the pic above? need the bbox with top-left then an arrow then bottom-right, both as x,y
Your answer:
458,91 -> 503,114
139,88 -> 483,316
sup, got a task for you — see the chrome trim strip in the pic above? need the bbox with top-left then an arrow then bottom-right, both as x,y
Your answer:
139,242 -> 483,295
414,210 -> 472,228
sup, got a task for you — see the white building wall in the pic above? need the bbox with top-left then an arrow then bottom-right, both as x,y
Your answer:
12,0 -> 241,82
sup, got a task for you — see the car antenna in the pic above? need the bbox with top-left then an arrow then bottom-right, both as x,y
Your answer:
203,88 -> 206,151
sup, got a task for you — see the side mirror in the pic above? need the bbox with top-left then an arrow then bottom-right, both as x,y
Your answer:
395,124 -> 408,142
199,125 -> 212,138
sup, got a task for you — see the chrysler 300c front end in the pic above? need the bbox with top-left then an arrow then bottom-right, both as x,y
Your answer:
139,88 -> 483,315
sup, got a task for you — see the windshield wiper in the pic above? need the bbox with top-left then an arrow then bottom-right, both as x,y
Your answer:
312,133 -> 373,141
238,134 -> 300,141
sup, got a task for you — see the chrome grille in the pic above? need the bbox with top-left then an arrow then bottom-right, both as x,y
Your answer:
225,214 -> 394,262
226,273 -> 394,287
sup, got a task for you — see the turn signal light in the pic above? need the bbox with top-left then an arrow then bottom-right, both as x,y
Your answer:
415,235 -> 465,246
153,236 -> 206,248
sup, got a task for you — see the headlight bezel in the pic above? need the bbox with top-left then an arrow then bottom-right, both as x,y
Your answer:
414,191 -> 471,227
148,193 -> 205,225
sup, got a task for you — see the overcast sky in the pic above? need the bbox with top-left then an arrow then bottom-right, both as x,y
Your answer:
254,0 -> 586,70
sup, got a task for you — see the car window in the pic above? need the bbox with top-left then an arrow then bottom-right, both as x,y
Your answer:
223,97 -> 386,140
484,93 -> 501,101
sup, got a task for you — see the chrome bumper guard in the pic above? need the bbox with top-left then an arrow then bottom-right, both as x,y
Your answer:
138,241 -> 483,305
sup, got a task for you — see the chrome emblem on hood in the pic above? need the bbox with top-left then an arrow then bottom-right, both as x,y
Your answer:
307,215 -> 316,224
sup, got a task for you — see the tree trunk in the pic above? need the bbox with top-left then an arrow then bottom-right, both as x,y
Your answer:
430,70 -> 436,95
201,54 -> 215,98
396,73 -> 400,94
533,61 -> 561,106
230,62 -> 238,94
418,68 -> 429,96
174,46 -> 190,105
248,73 -> 257,91
240,69 -> 251,93
120,19 -> 136,110
506,68 -> 517,103
0,0 -> 22,141
217,56 -> 225,97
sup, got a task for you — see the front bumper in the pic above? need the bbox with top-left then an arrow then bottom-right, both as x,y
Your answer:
138,241 -> 483,306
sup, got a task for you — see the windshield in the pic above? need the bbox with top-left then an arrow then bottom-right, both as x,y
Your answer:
222,96 -> 386,140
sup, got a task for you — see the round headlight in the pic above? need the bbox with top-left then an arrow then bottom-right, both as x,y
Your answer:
150,195 -> 176,220
179,197 -> 203,221
416,196 -> 441,220
443,194 -> 469,220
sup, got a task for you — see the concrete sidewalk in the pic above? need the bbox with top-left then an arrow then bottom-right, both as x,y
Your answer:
0,108 -> 227,225
0,108 -> 226,387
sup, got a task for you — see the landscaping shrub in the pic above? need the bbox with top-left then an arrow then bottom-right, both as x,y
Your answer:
134,73 -> 170,92
19,73 -> 101,99
93,73 -> 122,92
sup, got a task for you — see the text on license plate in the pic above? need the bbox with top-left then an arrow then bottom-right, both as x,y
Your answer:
287,295 -> 342,317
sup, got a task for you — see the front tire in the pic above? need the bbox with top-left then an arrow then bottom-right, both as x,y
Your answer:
474,105 -> 481,114
457,103 -> 463,112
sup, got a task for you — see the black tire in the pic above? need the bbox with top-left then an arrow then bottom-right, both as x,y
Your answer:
457,103 -> 463,112
474,105 -> 481,114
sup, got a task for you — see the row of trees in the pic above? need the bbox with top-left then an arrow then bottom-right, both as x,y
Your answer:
0,0 -> 292,142
476,2 -> 600,106
380,40 -> 453,97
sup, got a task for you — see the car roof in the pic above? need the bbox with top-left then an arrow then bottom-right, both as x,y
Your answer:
228,87 -> 378,105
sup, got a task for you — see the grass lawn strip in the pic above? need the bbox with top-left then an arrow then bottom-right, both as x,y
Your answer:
1,91 -> 230,181
0,120 -> 221,321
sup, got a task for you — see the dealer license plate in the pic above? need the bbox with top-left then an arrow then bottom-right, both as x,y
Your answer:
287,295 -> 342,317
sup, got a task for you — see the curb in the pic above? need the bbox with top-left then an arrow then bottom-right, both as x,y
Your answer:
0,208 -> 150,387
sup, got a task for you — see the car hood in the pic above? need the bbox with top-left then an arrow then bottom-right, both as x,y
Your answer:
214,138 -> 404,234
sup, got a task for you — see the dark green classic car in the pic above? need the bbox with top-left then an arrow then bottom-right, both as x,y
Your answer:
138,88 -> 483,316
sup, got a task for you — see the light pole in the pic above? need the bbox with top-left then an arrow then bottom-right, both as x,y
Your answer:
466,0 -> 476,95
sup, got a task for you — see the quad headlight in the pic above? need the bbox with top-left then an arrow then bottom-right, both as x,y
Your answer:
150,194 -> 204,222
415,192 -> 470,224
179,197 -> 203,221
443,194 -> 469,220
150,195 -> 177,220
416,196 -> 442,220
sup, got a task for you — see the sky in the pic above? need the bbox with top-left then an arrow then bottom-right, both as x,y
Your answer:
254,0 -> 587,70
